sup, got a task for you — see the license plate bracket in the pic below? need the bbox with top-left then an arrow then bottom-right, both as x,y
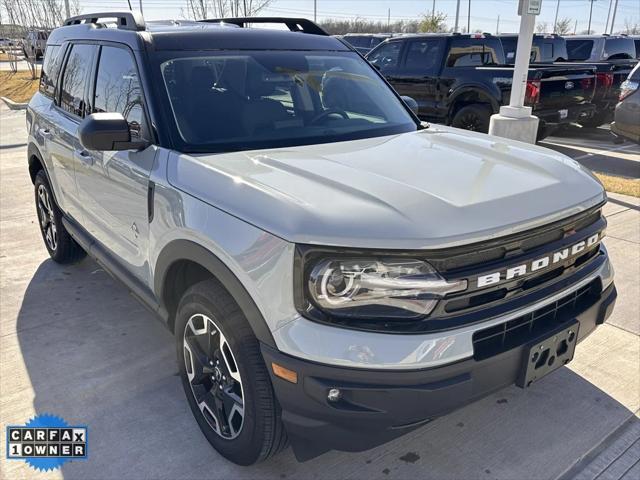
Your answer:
516,321 -> 579,388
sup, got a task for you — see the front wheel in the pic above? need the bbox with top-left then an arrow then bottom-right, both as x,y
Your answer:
175,279 -> 287,465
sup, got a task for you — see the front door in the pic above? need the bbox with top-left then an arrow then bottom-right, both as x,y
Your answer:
386,38 -> 443,120
74,44 -> 156,285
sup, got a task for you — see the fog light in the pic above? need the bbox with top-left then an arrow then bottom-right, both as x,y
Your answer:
327,388 -> 342,402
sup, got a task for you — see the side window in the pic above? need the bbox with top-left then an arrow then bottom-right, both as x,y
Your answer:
39,45 -> 62,98
93,46 -> 147,139
446,41 -> 498,67
59,44 -> 96,117
367,42 -> 402,71
403,40 -> 441,74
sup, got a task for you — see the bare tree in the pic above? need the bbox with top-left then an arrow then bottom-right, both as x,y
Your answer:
1,0 -> 79,77
1,0 -> 80,30
320,18 -> 421,35
554,17 -> 573,35
536,21 -> 549,33
183,0 -> 272,19
623,18 -> 640,35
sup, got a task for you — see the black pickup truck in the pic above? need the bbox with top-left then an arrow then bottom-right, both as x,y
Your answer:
499,34 -> 637,128
366,33 -> 597,139
564,35 -> 638,127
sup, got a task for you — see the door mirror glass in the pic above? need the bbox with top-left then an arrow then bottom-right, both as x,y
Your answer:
401,96 -> 419,115
78,113 -> 146,151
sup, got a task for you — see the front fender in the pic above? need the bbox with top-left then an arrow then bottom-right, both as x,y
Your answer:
154,239 -> 278,348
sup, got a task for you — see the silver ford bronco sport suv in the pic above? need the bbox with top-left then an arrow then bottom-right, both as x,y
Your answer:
26,12 -> 617,466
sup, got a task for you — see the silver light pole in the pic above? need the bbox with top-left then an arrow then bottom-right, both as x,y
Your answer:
553,0 -> 560,33
454,0 -> 461,32
604,0 -> 613,33
609,0 -> 619,34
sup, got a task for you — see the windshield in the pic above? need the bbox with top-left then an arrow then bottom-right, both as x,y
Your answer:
566,40 -> 594,61
159,50 -> 417,153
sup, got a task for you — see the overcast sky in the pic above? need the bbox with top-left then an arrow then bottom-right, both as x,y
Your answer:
75,0 -> 640,34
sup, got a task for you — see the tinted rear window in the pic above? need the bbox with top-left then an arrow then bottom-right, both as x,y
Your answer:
39,45 -> 63,99
635,39 -> 640,60
566,39 -> 594,61
604,38 -> 636,60
345,36 -> 373,48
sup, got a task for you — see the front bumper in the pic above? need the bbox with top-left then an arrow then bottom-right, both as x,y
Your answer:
264,272 -> 616,461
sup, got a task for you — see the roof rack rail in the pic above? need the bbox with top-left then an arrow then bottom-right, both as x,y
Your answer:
63,11 -> 146,32
200,17 -> 328,36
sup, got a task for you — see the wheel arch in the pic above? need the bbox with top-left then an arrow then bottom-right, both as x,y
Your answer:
27,142 -> 45,184
447,87 -> 499,122
154,239 -> 276,348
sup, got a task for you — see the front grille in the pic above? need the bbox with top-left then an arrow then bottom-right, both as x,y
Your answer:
442,246 -> 601,314
428,206 -> 603,273
472,280 -> 600,361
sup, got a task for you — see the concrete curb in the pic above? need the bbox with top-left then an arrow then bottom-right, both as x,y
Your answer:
0,97 -> 28,110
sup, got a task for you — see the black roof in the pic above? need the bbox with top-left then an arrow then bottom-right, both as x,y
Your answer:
49,13 -> 349,52
149,26 -> 349,51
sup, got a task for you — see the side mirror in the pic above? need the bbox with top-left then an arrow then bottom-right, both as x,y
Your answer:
401,96 -> 419,115
78,112 -> 147,151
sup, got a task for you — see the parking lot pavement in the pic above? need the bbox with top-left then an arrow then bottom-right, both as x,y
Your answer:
1,103 -> 638,480
542,126 -> 640,179
0,58 -> 41,71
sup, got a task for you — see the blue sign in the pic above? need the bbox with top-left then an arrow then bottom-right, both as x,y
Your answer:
6,413 -> 88,472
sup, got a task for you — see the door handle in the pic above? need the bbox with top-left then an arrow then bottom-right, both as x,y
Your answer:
75,149 -> 94,166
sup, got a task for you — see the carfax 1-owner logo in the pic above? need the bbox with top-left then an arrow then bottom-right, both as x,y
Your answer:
6,414 -> 88,472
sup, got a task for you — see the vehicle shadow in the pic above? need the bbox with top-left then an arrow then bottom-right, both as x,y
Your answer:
15,258 -> 637,479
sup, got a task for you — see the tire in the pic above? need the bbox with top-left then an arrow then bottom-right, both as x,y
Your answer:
536,122 -> 554,142
34,170 -> 86,264
451,104 -> 492,133
579,112 -> 610,129
175,279 -> 287,465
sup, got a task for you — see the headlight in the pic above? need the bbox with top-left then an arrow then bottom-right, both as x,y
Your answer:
306,257 -> 466,320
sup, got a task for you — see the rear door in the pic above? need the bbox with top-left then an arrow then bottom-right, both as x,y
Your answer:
384,37 -> 443,119
47,42 -> 97,222
74,43 -> 156,284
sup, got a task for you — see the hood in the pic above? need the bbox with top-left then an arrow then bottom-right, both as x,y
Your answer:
167,125 -> 605,250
